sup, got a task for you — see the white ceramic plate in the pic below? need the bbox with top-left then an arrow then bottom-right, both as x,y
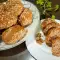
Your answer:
26,19 -> 60,60
0,1 -> 40,51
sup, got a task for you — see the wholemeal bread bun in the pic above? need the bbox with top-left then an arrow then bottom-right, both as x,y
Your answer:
52,37 -> 60,56
43,22 -> 59,35
6,0 -> 24,17
2,25 -> 27,44
18,8 -> 32,27
41,18 -> 55,30
46,27 -> 60,47
0,0 -> 23,30
0,11 -> 17,30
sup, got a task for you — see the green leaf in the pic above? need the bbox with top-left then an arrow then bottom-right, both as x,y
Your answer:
36,0 -> 44,5
47,8 -> 52,11
36,0 -> 59,19
54,5 -> 59,11
51,15 -> 55,19
46,2 -> 52,8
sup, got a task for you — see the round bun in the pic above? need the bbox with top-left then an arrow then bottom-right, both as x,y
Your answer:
2,25 -> 27,44
0,0 -> 23,29
18,8 -> 32,27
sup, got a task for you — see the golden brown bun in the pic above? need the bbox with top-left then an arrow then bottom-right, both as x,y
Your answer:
0,0 -> 23,30
41,18 -> 55,30
18,8 -> 32,27
43,22 -> 59,35
46,27 -> 60,47
2,25 -> 27,44
52,37 -> 60,56
6,0 -> 24,17
0,11 -> 17,30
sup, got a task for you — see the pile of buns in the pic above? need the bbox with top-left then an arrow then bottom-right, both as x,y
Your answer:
41,18 -> 60,56
0,0 -> 32,44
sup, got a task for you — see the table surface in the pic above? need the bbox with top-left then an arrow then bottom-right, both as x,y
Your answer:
0,0 -> 60,60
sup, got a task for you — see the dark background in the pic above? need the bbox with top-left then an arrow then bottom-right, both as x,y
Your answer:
0,0 -> 60,57
26,0 -> 60,19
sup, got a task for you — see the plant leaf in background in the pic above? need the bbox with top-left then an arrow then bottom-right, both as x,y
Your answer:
36,0 -> 60,19
54,5 -> 59,11
46,2 -> 52,8
47,8 -> 52,11
51,15 -> 55,19
36,0 -> 44,5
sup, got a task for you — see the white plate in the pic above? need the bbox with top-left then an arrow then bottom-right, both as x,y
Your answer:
0,1 -> 40,51
26,19 -> 60,60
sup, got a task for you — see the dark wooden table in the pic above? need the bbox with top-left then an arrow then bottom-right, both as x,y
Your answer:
0,0 -> 60,57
